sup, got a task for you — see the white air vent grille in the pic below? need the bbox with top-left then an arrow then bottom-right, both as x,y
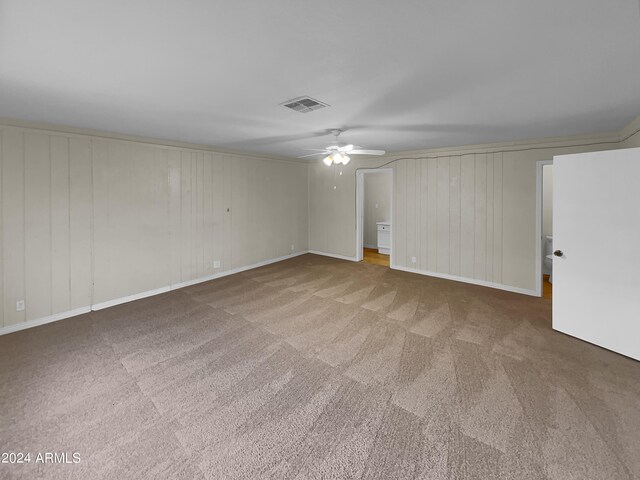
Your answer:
281,96 -> 329,113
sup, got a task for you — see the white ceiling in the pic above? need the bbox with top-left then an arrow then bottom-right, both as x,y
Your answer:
1,0 -> 639,158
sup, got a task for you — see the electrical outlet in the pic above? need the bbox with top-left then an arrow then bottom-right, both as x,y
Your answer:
291,244 -> 295,251
375,203 -> 379,209
213,260 -> 221,268
411,256 -> 417,264
16,300 -> 25,312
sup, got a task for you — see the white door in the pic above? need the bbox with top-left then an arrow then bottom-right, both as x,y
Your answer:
553,147 -> 640,360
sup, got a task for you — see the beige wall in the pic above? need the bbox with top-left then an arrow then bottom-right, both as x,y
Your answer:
363,171 -> 392,248
0,125 -> 308,330
621,116 -> 640,148
308,132 -> 631,294
1,115 -> 638,330
624,133 -> 640,148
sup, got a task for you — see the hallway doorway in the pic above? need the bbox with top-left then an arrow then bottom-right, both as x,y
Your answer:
356,168 -> 393,266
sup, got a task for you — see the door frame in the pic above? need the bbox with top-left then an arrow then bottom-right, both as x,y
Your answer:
535,159 -> 553,298
355,168 -> 394,264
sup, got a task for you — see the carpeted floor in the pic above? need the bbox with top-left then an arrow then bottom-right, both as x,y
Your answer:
1,253 -> 639,479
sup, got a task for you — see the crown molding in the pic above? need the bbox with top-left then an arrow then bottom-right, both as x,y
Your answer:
2,113 -> 638,163
0,117 -> 306,165
381,130 -> 623,160
381,114 -> 640,159
620,114 -> 640,143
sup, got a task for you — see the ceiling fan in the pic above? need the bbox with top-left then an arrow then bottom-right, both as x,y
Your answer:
298,129 -> 386,166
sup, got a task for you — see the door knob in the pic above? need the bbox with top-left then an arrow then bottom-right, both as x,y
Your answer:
553,250 -> 563,257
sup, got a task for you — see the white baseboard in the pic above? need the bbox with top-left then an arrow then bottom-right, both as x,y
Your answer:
391,264 -> 539,297
95,251 -> 310,309
307,250 -> 358,262
0,307 -> 92,336
1,251 -> 538,337
91,286 -> 172,311
171,250 -> 309,290
0,251 -> 309,336
363,244 -> 377,249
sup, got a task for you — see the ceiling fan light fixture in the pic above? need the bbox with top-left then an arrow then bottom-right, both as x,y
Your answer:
313,128 -> 385,166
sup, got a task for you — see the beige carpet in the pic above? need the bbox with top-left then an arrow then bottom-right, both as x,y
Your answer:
1,253 -> 639,479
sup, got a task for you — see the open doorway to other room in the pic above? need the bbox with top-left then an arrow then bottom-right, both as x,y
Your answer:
539,161 -> 554,299
357,169 -> 393,267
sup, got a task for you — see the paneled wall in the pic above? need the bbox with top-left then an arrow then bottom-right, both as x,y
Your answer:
1,131 -> 93,328
622,123 -> 640,148
0,125 -> 308,330
393,153 -> 505,284
308,135 -> 627,294
624,133 -> 640,148
1,115 -> 637,330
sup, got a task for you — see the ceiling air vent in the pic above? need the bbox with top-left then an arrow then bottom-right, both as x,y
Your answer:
281,96 -> 329,113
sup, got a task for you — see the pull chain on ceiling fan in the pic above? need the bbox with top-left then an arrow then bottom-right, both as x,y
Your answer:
298,129 -> 386,166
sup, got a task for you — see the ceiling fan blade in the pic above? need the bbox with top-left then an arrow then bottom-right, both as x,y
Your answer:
339,144 -> 355,152
297,152 -> 326,158
303,148 -> 330,152
349,149 -> 386,156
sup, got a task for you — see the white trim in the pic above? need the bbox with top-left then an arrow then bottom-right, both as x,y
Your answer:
91,286 -> 172,311
0,119 -> 299,164
0,252 -> 535,337
171,251 -> 309,289
391,264 -> 538,297
536,160 -> 553,298
0,251 -> 309,335
3,115 -> 635,163
363,244 -> 378,249
380,130 -> 621,159
355,168 -> 394,265
0,307 -> 91,336
620,114 -> 640,142
356,171 -> 364,262
307,250 -> 358,262
94,251 -> 310,309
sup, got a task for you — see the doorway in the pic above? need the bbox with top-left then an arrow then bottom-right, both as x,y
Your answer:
536,160 -> 553,299
356,169 -> 393,267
